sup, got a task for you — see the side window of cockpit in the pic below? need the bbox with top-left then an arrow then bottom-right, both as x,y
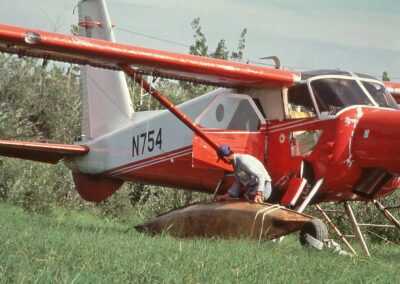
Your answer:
362,81 -> 400,110
287,84 -> 316,118
196,96 -> 262,131
227,99 -> 261,130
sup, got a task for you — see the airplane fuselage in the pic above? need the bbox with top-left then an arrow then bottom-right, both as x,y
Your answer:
67,73 -> 400,204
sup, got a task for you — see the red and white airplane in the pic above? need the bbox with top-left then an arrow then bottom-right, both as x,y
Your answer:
0,0 -> 400,254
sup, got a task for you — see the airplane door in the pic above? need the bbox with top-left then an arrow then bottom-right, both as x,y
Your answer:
192,94 -> 266,170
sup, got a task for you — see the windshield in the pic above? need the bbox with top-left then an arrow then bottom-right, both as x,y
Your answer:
310,78 -> 374,115
362,81 -> 399,110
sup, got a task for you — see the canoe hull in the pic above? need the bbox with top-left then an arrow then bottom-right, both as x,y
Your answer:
135,200 -> 315,240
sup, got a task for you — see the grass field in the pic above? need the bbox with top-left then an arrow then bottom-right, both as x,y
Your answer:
1,202 -> 400,283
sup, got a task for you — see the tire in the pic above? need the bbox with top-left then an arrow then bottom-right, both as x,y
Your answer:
299,219 -> 328,246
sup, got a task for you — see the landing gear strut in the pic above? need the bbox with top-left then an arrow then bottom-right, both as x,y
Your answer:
373,199 -> 400,229
344,202 -> 370,257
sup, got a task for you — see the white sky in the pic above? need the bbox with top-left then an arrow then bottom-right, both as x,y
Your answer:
0,0 -> 399,80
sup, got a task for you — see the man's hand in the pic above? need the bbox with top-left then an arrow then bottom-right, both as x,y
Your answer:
254,192 -> 264,203
216,192 -> 231,201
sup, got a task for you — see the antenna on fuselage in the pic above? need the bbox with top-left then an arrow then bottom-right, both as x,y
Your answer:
260,56 -> 281,69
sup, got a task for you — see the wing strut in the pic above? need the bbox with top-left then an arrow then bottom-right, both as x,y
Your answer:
120,64 -> 223,156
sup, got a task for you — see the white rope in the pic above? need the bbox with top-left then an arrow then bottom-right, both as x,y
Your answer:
251,207 -> 271,237
259,206 -> 282,241
250,204 -> 283,241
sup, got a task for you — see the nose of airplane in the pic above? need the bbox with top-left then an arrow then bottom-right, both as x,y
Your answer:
352,109 -> 400,174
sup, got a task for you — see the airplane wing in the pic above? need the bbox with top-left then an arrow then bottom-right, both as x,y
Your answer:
384,82 -> 400,103
0,24 -> 300,88
0,140 -> 89,164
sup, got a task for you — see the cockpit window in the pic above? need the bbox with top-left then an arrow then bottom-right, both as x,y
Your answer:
310,78 -> 373,115
362,81 -> 399,110
195,95 -> 263,131
287,84 -> 316,118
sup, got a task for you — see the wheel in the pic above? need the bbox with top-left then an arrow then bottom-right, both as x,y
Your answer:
299,219 -> 328,246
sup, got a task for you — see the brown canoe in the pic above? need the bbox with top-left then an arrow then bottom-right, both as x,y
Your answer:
135,200 -> 316,241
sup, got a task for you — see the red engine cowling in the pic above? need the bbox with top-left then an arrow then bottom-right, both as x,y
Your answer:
353,109 -> 400,175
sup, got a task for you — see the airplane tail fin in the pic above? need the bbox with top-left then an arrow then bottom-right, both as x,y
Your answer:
78,0 -> 133,141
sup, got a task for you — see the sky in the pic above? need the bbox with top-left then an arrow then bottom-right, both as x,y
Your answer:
0,0 -> 399,80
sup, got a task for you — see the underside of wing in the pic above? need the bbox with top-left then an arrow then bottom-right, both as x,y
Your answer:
0,140 -> 89,164
0,24 -> 300,89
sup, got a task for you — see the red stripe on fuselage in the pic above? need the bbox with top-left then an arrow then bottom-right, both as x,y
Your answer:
104,146 -> 192,176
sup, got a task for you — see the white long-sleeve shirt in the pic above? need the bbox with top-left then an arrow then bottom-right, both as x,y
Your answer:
228,154 -> 271,198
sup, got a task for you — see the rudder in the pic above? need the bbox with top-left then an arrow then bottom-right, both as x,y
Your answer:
78,0 -> 133,141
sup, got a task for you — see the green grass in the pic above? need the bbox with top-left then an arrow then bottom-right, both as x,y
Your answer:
1,202 -> 400,283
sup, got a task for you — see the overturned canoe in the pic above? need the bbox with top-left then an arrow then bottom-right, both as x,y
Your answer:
135,200 -> 316,240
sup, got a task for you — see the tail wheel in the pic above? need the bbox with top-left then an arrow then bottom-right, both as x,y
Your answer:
299,219 -> 328,246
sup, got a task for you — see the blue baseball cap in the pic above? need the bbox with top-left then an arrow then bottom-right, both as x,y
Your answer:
217,145 -> 232,158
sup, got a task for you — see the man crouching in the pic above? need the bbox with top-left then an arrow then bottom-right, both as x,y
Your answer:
216,145 -> 272,203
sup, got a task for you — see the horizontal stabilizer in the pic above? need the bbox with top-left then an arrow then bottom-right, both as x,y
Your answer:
0,140 -> 89,164
0,24 -> 300,88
